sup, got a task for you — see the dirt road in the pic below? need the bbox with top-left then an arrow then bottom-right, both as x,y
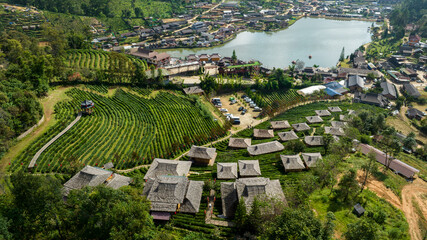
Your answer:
357,171 -> 427,240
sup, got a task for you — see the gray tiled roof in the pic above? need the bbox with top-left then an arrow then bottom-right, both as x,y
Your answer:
220,182 -> 238,218
346,75 -> 364,88
180,180 -> 204,213
306,116 -> 323,123
324,127 -> 345,136
281,154 -> 305,171
63,166 -> 131,195
238,160 -> 261,177
217,163 -> 238,179
380,81 -> 397,98
187,145 -> 216,159
228,138 -> 251,148
278,130 -> 299,141
292,123 -> 311,132
304,136 -> 324,146
144,158 -> 191,180
331,121 -> 348,128
301,152 -> 322,168
328,106 -> 342,112
253,129 -> 274,138
270,120 -> 291,129
247,141 -> 284,156
315,110 -> 331,116
235,177 -> 286,211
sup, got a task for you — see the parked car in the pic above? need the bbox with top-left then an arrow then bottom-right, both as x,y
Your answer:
230,100 -> 237,104
241,109 -> 247,115
238,106 -> 244,111
215,103 -> 222,107
220,108 -> 228,112
250,103 -> 256,108
254,107 -> 262,112
241,94 -> 247,99
225,113 -> 232,117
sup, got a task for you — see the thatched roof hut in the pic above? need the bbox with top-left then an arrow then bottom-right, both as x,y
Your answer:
281,154 -> 305,172
187,145 -> 217,165
228,138 -> 251,149
301,152 -> 322,168
278,131 -> 299,142
217,162 -> 238,179
253,129 -> 275,139
144,158 -> 192,180
63,165 -> 132,196
331,121 -> 348,128
315,110 -> 331,116
143,176 -> 204,214
247,141 -> 284,156
328,106 -> 342,112
292,123 -> 311,132
270,120 -> 291,130
324,127 -> 345,136
220,182 -> 238,218
238,160 -> 261,177
304,136 -> 324,146
235,177 -> 286,211
180,181 -> 204,213
221,177 -> 286,218
306,116 -> 323,124
183,86 -> 204,95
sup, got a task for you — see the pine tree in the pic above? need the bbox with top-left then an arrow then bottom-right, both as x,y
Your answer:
339,47 -> 345,62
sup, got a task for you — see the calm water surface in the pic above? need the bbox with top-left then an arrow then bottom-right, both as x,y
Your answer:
166,18 -> 374,68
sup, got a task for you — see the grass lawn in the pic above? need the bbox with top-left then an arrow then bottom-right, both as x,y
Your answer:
310,188 -> 410,239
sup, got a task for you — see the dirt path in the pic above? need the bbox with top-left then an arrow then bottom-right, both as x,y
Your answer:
0,87 -> 71,172
357,171 -> 427,240
401,179 -> 427,240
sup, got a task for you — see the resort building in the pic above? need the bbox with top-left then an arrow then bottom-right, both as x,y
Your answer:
253,129 -> 275,139
144,159 -> 191,180
221,177 -> 286,218
301,152 -> 322,168
278,131 -> 299,142
292,123 -> 311,132
304,136 -> 324,146
247,141 -> 284,156
238,160 -> 262,177
270,120 -> 291,130
281,154 -> 305,172
187,145 -> 217,165
217,163 -> 238,180
306,116 -> 323,124
228,138 -> 251,149
315,110 -> 331,117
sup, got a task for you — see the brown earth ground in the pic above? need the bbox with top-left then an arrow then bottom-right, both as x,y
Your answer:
357,170 -> 427,240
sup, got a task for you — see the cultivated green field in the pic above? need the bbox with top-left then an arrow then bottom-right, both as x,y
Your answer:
66,49 -> 148,72
8,87 -> 227,173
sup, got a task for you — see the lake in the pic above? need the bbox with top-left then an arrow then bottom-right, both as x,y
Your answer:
166,18 -> 374,68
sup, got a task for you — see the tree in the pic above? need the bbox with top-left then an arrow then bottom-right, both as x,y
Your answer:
262,208 -> 326,239
360,152 -> 377,193
231,50 -> 237,63
402,132 -> 416,151
335,169 -> 359,202
344,218 -> 378,240
234,198 -> 248,233
322,212 -> 336,240
295,59 -> 305,70
339,47 -> 345,62
380,127 -> 401,171
247,198 -> 262,234
323,134 -> 334,155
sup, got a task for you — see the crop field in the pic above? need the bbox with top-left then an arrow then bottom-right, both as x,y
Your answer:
8,87 -> 227,173
65,49 -> 148,72
245,89 -> 305,108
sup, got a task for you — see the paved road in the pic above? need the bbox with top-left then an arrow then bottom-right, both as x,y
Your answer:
28,112 -> 82,168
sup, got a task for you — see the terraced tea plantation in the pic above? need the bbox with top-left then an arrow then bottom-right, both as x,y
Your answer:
246,89 -> 305,108
9,87 -> 226,173
65,49 -> 148,72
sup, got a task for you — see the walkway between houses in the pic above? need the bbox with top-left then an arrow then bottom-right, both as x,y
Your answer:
28,112 -> 82,168
205,189 -> 235,227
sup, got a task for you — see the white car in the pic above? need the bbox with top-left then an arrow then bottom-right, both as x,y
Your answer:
220,108 -> 228,112
250,103 -> 256,108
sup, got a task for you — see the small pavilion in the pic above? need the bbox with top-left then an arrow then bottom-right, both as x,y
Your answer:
81,100 -> 94,114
